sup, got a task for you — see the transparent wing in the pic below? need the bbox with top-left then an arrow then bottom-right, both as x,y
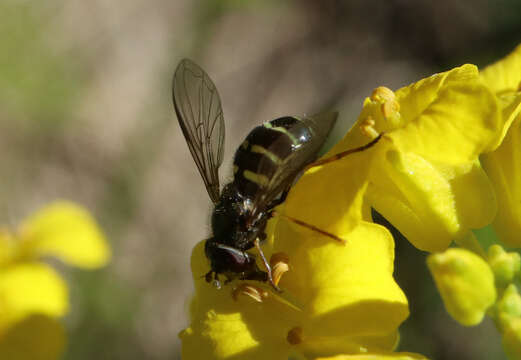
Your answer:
172,59 -> 225,203
251,111 -> 338,217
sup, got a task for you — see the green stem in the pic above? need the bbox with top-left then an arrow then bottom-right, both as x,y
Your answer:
455,231 -> 487,259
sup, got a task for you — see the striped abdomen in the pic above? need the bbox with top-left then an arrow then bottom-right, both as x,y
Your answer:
232,116 -> 314,199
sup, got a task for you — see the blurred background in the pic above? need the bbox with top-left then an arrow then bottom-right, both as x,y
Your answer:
1,0 -> 520,359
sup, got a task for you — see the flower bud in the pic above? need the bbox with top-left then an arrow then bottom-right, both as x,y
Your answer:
496,284 -> 521,332
488,244 -> 521,288
427,248 -> 496,326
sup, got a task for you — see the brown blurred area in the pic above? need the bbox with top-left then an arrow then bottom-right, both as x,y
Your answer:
1,0 -> 520,359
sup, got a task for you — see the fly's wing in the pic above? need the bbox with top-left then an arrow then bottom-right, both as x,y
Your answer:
251,111 -> 337,217
172,59 -> 225,203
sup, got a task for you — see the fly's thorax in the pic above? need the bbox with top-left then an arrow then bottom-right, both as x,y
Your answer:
211,183 -> 254,249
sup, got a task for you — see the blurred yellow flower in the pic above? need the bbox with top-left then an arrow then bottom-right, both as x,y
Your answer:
480,43 -> 521,247
332,64 -> 502,252
180,153 -> 412,359
0,201 -> 110,360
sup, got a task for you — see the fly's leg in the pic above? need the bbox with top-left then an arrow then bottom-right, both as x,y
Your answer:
254,238 -> 282,293
224,274 -> 234,285
305,133 -> 383,170
279,186 -> 291,203
205,271 -> 221,290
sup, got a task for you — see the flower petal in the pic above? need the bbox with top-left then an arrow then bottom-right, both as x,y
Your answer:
0,315 -> 65,360
394,64 -> 502,156
369,151 -> 496,251
282,146 -> 373,240
273,219 -> 408,337
481,94 -> 521,246
347,65 -> 501,252
0,230 -> 14,266
180,311 -> 292,360
18,201 -> 110,268
183,212 -> 408,359
480,43 -> 521,95
182,241 -> 295,360
391,78 -> 501,162
0,263 -> 68,329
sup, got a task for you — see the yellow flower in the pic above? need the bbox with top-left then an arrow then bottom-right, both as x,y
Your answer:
0,201 -> 110,360
479,43 -> 521,247
180,154 -> 410,359
427,248 -> 496,326
333,64 -> 502,252
180,64 -> 500,357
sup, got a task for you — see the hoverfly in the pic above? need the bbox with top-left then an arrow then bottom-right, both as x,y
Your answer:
172,59 -> 381,291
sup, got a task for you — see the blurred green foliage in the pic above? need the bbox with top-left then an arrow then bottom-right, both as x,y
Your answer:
0,2 -> 85,133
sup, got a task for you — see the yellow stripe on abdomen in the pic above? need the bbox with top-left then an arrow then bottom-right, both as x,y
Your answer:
250,145 -> 282,164
243,170 -> 269,187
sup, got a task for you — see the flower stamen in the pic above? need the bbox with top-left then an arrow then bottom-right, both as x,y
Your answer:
381,98 -> 400,119
270,252 -> 290,287
359,116 -> 379,139
371,86 -> 395,102
232,283 -> 268,303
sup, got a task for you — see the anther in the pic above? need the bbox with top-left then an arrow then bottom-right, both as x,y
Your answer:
287,326 -> 304,345
359,116 -> 379,139
232,284 -> 268,303
381,99 -> 400,119
270,252 -> 290,287
370,86 -> 395,103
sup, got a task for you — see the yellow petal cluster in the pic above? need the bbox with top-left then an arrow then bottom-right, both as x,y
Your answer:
0,201 -> 110,360
180,59 -> 510,358
181,152 -> 411,359
340,65 -> 502,252
480,44 -> 521,247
